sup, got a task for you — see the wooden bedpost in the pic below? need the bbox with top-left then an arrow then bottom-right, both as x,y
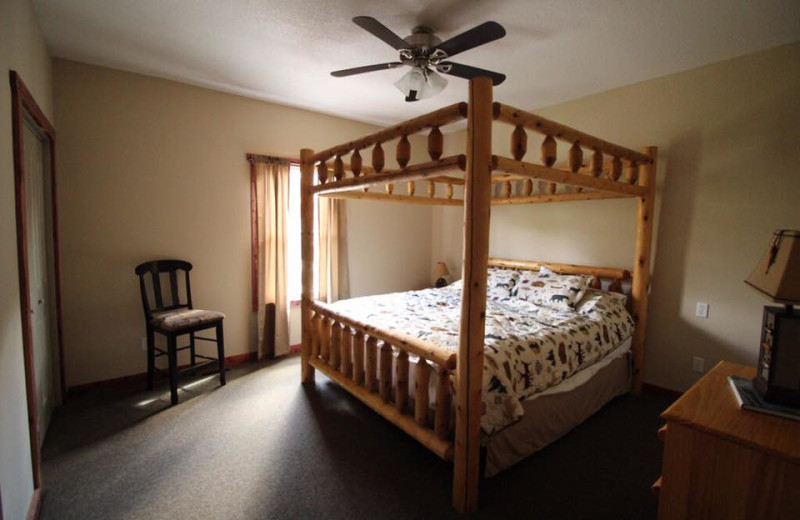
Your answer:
630,146 -> 657,393
300,148 -> 315,383
453,76 -> 493,514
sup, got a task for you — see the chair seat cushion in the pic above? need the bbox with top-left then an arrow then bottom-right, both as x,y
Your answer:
150,309 -> 225,332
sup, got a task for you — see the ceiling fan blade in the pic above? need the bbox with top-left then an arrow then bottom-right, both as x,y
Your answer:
331,62 -> 404,77
436,62 -> 506,86
353,16 -> 409,50
435,21 -> 506,58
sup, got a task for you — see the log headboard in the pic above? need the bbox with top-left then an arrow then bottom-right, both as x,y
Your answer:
487,257 -> 631,294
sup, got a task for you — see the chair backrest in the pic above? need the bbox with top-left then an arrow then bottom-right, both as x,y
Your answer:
135,260 -> 194,319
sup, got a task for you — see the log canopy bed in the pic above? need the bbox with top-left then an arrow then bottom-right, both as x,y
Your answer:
299,77 -> 656,513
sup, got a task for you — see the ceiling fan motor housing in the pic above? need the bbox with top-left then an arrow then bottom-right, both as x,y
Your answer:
405,26 -> 442,52
400,28 -> 447,68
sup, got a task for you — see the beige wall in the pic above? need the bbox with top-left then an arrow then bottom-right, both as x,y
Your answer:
54,60 -> 432,386
433,42 -> 800,391
0,1 -> 52,518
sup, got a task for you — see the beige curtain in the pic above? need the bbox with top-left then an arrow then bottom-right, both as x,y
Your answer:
254,161 -> 290,358
318,197 -> 350,303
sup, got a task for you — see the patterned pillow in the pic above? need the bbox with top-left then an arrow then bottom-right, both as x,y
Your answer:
486,268 -> 520,301
514,267 -> 593,311
575,288 -> 627,315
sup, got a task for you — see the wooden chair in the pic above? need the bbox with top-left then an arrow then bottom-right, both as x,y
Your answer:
135,260 -> 226,405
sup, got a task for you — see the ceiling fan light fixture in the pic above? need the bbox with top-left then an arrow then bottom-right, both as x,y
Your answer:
426,69 -> 447,95
394,66 -> 447,102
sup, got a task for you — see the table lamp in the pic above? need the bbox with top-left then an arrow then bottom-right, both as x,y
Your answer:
744,230 -> 800,406
434,262 -> 450,288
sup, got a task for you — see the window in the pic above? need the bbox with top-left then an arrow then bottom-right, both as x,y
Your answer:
249,159 -> 314,308
286,163 -> 302,302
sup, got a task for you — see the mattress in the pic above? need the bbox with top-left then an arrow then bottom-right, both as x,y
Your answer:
484,350 -> 631,476
326,285 -> 634,434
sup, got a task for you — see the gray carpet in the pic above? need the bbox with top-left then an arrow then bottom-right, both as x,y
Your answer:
40,356 -> 673,519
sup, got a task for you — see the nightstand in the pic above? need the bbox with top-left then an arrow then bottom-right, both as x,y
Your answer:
655,361 -> 800,520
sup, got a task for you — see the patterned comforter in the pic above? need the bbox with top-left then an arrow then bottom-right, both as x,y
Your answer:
327,285 -> 634,434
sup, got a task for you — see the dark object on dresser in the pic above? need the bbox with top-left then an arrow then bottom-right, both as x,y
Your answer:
745,229 -> 800,406
754,306 -> 800,407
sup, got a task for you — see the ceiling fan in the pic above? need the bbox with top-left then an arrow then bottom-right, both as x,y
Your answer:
331,16 -> 506,102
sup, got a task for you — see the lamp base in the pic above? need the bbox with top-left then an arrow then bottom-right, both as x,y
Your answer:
754,305 -> 800,407
435,277 -> 448,288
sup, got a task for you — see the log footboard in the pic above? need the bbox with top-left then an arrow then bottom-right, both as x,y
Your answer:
309,301 -> 456,460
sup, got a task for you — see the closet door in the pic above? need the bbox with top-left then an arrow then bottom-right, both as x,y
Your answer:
24,120 -> 58,446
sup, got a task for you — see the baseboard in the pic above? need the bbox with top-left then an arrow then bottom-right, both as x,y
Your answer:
641,382 -> 682,400
67,352 -> 258,397
225,352 -> 259,366
25,488 -> 41,520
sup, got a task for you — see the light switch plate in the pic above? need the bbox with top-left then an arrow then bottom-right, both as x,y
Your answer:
696,302 -> 709,319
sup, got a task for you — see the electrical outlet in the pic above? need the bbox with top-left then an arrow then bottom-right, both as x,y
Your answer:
692,356 -> 705,373
696,302 -> 709,319
141,337 -> 147,351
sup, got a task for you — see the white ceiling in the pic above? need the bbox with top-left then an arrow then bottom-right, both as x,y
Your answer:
34,0 -> 800,127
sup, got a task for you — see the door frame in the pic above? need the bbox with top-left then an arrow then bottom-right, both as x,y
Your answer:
10,70 -> 66,492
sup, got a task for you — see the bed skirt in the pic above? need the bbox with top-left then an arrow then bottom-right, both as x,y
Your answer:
483,352 -> 631,477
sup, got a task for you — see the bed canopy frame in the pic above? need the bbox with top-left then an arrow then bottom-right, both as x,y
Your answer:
299,77 -> 656,513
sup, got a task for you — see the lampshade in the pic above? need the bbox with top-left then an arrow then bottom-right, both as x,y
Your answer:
434,261 -> 450,279
394,67 -> 447,102
745,230 -> 800,304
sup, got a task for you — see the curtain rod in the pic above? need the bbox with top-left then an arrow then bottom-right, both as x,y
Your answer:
246,153 -> 299,165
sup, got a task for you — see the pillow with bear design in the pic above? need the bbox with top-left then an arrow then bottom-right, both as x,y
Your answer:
514,267 -> 593,311
486,267 -> 520,300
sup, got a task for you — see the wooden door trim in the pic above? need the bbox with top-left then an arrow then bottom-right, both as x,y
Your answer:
10,70 -> 64,492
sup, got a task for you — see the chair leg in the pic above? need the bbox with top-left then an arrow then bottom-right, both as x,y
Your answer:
190,331 -> 196,367
146,327 -> 155,390
168,334 -> 179,405
216,322 -> 226,386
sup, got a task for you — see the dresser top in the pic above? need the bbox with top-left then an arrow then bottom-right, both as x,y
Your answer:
662,361 -> 800,463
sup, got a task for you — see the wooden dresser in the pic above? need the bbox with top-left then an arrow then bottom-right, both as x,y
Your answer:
656,361 -> 800,520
